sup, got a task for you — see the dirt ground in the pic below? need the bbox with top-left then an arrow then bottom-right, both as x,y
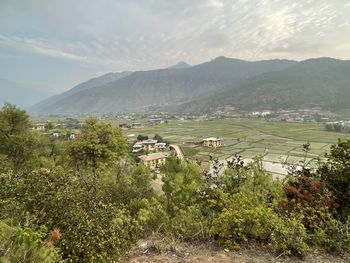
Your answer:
120,238 -> 350,263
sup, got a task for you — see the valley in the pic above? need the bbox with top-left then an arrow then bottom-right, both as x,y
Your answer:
110,117 -> 349,177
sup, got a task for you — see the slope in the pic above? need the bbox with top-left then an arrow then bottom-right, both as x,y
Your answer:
31,57 -> 296,114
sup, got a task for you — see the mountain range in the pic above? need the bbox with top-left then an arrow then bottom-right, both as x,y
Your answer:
28,57 -> 350,115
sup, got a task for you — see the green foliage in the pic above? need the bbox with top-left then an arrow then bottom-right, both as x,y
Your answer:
66,117 -> 127,174
153,133 -> 169,144
270,215 -> 309,256
0,103 -> 31,135
161,157 -> 205,217
168,205 -> 208,240
153,133 -> 163,142
3,106 -> 350,260
0,167 -> 142,262
137,197 -> 169,233
311,213 -> 350,252
105,164 -> 156,209
44,121 -> 54,131
0,103 -> 44,172
320,139 -> 350,219
58,206 -> 140,262
210,192 -> 279,249
137,134 -> 148,141
209,160 -> 282,247
0,221 -> 59,262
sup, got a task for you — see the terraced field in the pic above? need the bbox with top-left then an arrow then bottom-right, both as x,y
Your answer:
117,118 -> 349,177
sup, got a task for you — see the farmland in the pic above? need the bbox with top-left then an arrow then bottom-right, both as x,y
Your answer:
116,118 -> 349,177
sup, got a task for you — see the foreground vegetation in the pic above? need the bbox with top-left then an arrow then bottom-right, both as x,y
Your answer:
1,103 -> 350,262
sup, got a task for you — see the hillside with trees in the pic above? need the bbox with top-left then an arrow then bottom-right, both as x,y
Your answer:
28,57 -> 350,116
170,58 -> 350,114
1,104 -> 350,262
28,57 -> 296,114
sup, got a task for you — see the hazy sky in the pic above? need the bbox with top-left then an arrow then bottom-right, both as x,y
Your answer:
1,0 -> 350,93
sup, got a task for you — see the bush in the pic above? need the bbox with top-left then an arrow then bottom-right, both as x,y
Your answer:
0,221 -> 59,262
311,213 -> 350,252
169,205 -> 209,240
270,215 -> 309,256
0,168 -> 143,262
210,192 -> 279,249
136,197 -> 169,233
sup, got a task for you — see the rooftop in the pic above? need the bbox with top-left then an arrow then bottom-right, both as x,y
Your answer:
139,152 -> 169,161
142,139 -> 158,144
203,137 -> 222,141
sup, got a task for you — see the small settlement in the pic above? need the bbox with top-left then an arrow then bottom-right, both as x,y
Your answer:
132,138 -> 169,170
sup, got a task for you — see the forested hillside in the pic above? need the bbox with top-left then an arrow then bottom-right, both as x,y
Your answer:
29,57 -> 296,114
170,58 -> 350,114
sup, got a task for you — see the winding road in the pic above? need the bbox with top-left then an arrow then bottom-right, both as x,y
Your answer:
169,144 -> 185,160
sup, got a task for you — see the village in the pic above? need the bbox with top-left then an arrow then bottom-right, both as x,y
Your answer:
30,109 -> 350,179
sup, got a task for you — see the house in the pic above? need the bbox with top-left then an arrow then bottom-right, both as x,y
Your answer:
52,132 -> 60,138
132,142 -> 144,153
139,152 -> 169,170
155,142 -> 167,151
131,123 -> 143,129
132,139 -> 167,153
203,137 -> 223,148
119,123 -> 131,129
148,118 -> 163,125
141,139 -> 158,152
35,123 -> 46,131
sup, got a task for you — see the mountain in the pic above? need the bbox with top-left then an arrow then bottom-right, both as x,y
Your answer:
173,57 -> 350,113
168,61 -> 191,69
28,71 -> 131,114
30,57 -> 296,114
0,79 -> 54,108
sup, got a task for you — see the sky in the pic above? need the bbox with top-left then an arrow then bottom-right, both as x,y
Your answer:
1,0 -> 350,93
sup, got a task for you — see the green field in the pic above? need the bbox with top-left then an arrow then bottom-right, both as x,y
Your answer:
114,118 -> 349,176
33,116 -> 349,176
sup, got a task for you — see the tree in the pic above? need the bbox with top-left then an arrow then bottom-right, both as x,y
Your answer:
44,121 -> 54,131
320,139 -> 350,219
0,103 -> 31,135
66,118 -> 127,175
137,134 -> 148,141
161,157 -> 205,217
0,167 -> 141,262
153,133 -> 163,141
0,103 -> 42,172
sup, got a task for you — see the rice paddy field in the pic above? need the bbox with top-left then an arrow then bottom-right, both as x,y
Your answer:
116,118 -> 350,177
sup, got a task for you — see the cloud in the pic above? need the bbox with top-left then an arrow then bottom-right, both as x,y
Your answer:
0,34 -> 91,63
1,0 -> 350,91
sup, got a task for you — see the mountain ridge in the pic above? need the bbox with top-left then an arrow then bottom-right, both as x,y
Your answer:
170,57 -> 350,114
29,56 -> 297,114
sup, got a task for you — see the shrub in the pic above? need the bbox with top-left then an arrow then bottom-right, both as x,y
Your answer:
319,139 -> 350,219
210,192 -> 279,249
270,215 -> 309,256
136,197 -> 169,233
311,213 -> 350,252
169,205 -> 209,240
0,221 -> 59,262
